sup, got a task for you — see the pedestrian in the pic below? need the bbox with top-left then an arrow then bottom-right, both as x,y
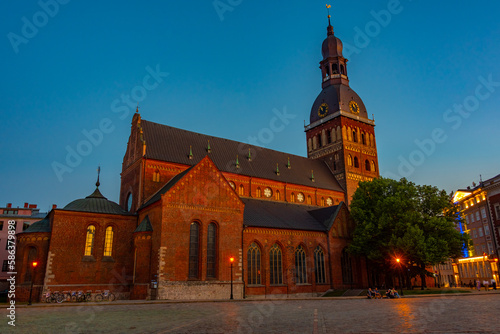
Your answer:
476,279 -> 481,291
484,280 -> 489,291
492,279 -> 497,290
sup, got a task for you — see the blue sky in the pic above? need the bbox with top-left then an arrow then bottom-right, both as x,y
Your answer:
1,0 -> 500,212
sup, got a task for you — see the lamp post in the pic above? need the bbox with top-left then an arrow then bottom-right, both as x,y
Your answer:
28,261 -> 38,306
396,258 -> 404,296
229,257 -> 234,300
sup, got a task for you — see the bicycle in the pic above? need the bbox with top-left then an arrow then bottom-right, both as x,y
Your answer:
43,291 -> 64,303
94,290 -> 116,302
76,290 -> 93,302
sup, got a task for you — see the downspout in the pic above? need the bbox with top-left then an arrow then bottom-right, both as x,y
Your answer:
242,224 -> 246,299
327,231 -> 334,290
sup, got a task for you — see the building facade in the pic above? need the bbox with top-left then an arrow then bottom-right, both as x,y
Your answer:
0,203 -> 47,286
15,19 -> 378,301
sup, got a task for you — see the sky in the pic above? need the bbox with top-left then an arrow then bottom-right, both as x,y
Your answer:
1,0 -> 500,213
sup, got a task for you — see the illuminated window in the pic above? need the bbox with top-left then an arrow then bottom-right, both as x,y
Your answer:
153,169 -> 160,182
207,223 -> 217,278
189,223 -> 200,279
84,225 -> 95,256
269,244 -> 283,285
307,195 -> 312,205
247,242 -> 261,285
291,193 -> 295,203
321,197 -> 325,206
347,155 -> 353,167
371,160 -> 376,172
314,246 -> 326,284
256,188 -> 262,198
239,184 -> 244,196
275,190 -> 281,201
295,245 -> 307,284
103,226 -> 113,257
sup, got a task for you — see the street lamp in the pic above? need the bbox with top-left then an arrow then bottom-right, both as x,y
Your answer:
396,258 -> 404,296
28,261 -> 38,305
229,257 -> 234,300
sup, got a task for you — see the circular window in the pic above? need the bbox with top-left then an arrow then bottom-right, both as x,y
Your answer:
126,192 -> 133,212
297,193 -> 305,203
326,197 -> 333,206
264,187 -> 273,198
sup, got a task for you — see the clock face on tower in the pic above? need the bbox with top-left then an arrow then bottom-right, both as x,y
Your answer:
349,100 -> 360,114
318,103 -> 329,118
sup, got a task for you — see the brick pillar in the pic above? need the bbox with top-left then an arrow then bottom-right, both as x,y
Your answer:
130,231 -> 152,299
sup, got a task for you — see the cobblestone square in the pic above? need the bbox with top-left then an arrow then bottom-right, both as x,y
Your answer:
1,293 -> 499,333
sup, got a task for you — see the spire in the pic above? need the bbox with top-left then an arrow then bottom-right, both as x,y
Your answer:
247,148 -> 252,161
207,140 -> 211,153
188,145 -> 193,159
235,155 -> 240,169
286,157 -> 291,169
326,4 -> 333,36
136,104 -> 139,113
96,166 -> 101,188
311,169 -> 315,182
276,163 -> 280,176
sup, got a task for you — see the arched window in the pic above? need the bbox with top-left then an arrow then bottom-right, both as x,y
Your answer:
276,190 -> 281,201
153,169 -> 160,182
321,197 -> 325,206
371,160 -> 376,172
340,64 -> 345,75
269,244 -> 283,285
365,160 -> 371,171
291,193 -> 295,203
326,129 -> 331,144
103,226 -> 113,257
314,246 -> 326,284
317,134 -> 322,147
332,63 -> 339,74
239,184 -> 244,196
325,64 -> 330,76
352,130 -> 358,143
331,128 -> 336,142
308,138 -> 312,152
354,157 -> 359,168
188,222 -> 200,279
307,195 -> 312,205
24,247 -> 37,283
295,245 -> 307,284
347,128 -> 352,141
347,155 -> 353,167
361,133 -> 366,145
207,223 -> 217,278
84,225 -> 95,256
312,136 -> 317,150
247,242 -> 261,285
341,248 -> 353,284
256,188 -> 262,198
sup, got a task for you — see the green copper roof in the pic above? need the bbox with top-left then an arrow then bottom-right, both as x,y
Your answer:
135,215 -> 153,232
63,187 -> 131,215
23,217 -> 51,233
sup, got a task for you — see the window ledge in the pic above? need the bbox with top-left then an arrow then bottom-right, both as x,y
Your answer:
82,256 -> 96,262
269,284 -> 287,287
247,284 -> 265,287
295,283 -> 312,286
102,256 -> 115,262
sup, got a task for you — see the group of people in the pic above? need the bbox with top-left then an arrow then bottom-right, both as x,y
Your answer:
467,279 -> 497,291
367,287 -> 400,299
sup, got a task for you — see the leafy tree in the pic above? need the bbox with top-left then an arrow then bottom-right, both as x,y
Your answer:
348,177 -> 469,289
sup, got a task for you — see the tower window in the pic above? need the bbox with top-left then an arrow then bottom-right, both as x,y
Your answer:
347,155 -> 353,167
361,133 -> 366,145
326,130 -> 331,143
352,130 -> 358,143
325,65 -> 330,77
365,160 -> 371,171
371,160 -> 376,172
340,64 -> 345,75
332,63 -> 338,74
354,157 -> 359,168
318,134 -> 322,147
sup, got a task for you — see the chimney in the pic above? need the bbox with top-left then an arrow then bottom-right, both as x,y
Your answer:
24,202 -> 29,208
52,204 -> 57,210
7,203 -> 12,208
29,204 -> 37,209
467,186 -> 471,190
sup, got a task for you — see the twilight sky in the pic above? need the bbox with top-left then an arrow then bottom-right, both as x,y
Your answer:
1,0 -> 500,213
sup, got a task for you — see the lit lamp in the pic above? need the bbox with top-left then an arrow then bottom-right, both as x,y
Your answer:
229,257 -> 235,300
396,258 -> 404,296
28,261 -> 38,306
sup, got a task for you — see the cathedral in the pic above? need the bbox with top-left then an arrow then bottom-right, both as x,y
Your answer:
15,18 -> 379,301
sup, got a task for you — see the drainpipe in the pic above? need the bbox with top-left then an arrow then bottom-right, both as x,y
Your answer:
327,231 -> 334,290
242,224 -> 246,299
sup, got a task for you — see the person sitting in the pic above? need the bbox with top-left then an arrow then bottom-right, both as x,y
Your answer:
386,289 -> 395,299
392,288 -> 400,298
367,288 -> 374,299
373,288 -> 382,299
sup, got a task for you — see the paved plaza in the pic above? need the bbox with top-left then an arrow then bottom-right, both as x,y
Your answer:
1,293 -> 500,333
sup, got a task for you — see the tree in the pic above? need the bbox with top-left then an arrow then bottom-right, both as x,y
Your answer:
348,177 -> 469,289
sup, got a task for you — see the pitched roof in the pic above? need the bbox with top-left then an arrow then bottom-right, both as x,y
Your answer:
63,187 -> 132,215
135,215 -> 153,232
141,120 -> 343,192
140,166 -> 194,209
242,198 -> 340,232
22,217 -> 51,233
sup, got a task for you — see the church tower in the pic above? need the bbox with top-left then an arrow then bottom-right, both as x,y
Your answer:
305,16 -> 379,204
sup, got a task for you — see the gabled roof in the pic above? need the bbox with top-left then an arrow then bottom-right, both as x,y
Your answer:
140,165 -> 194,209
22,217 -> 51,233
242,198 -> 341,232
63,187 -> 132,215
141,119 -> 343,192
135,215 -> 153,232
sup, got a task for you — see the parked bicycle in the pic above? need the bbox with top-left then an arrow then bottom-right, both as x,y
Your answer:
43,291 -> 64,303
94,290 -> 116,302
76,290 -> 93,302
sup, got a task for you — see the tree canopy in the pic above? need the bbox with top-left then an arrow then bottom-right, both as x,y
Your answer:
348,177 -> 469,284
